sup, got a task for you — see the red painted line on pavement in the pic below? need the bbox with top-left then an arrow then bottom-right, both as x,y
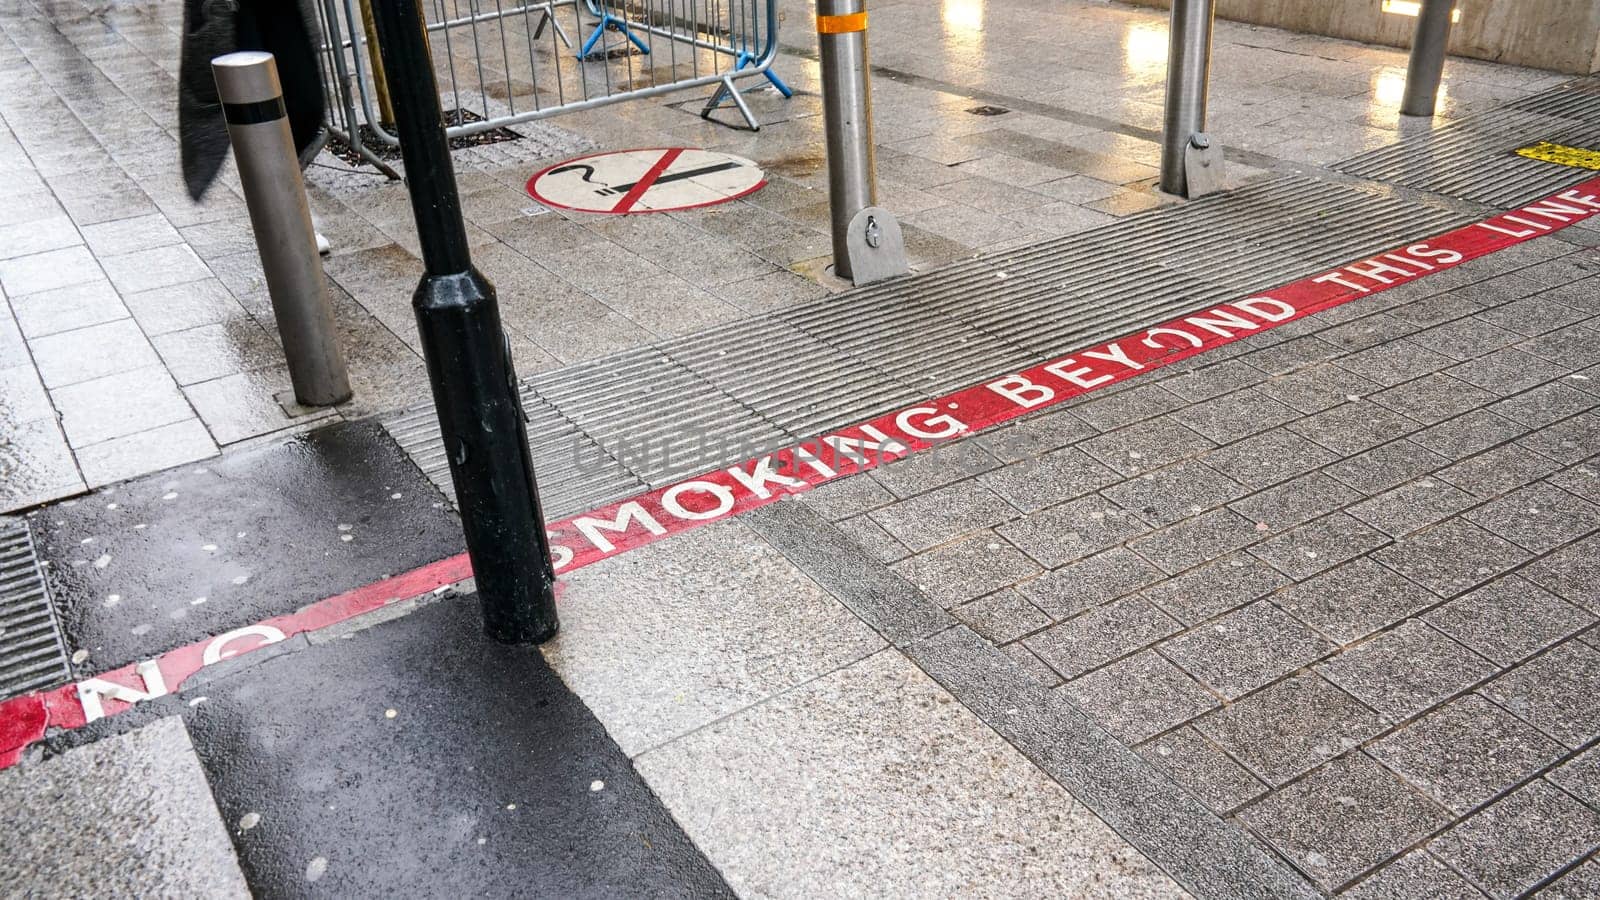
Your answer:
5,177 -> 1599,768
611,147 -> 683,213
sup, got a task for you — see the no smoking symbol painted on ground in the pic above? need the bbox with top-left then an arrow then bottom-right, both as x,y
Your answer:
526,147 -> 765,214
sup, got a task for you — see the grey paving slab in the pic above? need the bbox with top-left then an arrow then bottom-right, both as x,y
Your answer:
1140,552 -> 1291,626
1325,439 -> 1450,496
1100,459 -> 1250,527
1159,600 -> 1334,699
635,649 -> 1187,899
1227,471 -> 1361,535
545,519 -> 886,756
1195,672 -> 1386,786
1480,641 -> 1600,749
1520,412 -> 1600,465
1202,428 -> 1341,490
1492,382 -> 1598,429
1370,694 -> 1565,815
1349,477 -> 1481,537
867,479 -> 1019,553
889,531 -> 1042,609
1079,417 -> 1218,477
909,625 -> 1320,900
1257,363 -> 1378,414
1139,726 -> 1269,816
1335,339 -> 1457,387
868,438 -> 999,499
49,363 -> 194,448
1240,752 -> 1449,891
1446,347 -> 1570,395
1015,545 -> 1166,620
5,279 -> 124,339
996,494 -> 1148,568
1025,596 -> 1180,679
1317,620 -> 1496,722
29,317 -> 159,388
0,716 -> 249,898
1170,389 -> 1301,445
1438,443 -> 1565,499
978,445 -> 1121,514
1542,858 -> 1600,900
1548,745 -> 1600,809
1128,508 -> 1262,576
1429,779 -> 1600,899
951,588 -> 1051,644
1522,532 -> 1600,610
1341,850 -> 1489,900
795,473 -> 897,522
1425,576 -> 1594,666
1373,519 -> 1533,598
1412,408 -> 1530,460
1288,400 -> 1422,456
1062,649 -> 1218,743
745,500 -> 953,647
1250,512 -> 1388,581
1071,382 -> 1186,431
973,409 -> 1096,463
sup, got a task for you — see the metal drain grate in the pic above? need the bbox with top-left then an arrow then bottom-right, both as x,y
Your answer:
384,170 -> 1487,512
1333,78 -> 1600,207
0,517 -> 71,700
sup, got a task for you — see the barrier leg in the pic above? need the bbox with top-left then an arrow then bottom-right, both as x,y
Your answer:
1401,0 -> 1454,117
1158,0 -> 1215,198
212,53 -> 352,407
370,0 -> 560,644
533,3 -> 575,49
816,0 -> 906,285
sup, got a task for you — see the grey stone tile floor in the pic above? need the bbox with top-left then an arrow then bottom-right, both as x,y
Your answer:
0,0 -> 1571,512
786,232 -> 1600,896
2,0 -> 1598,893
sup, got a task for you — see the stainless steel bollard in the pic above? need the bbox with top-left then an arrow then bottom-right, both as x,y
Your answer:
212,51 -> 351,407
1158,0 -> 1216,198
1400,0 -> 1454,118
816,0 -> 906,285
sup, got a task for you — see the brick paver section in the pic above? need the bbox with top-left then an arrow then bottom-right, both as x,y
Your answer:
804,231 -> 1600,896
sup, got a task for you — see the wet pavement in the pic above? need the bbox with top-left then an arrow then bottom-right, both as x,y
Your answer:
2,0 -> 1600,896
0,0 -> 1572,512
29,420 -> 463,673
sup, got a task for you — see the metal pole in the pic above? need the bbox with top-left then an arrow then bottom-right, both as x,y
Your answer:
357,0 -> 397,126
369,0 -> 559,644
1158,0 -> 1214,198
211,53 -> 352,407
1401,0 -> 1454,117
817,0 -> 875,282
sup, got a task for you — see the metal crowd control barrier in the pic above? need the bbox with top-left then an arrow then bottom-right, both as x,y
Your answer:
314,0 -> 792,170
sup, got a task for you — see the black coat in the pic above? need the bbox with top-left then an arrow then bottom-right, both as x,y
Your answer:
178,0 -> 328,200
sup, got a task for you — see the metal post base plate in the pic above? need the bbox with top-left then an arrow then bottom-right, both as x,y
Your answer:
1184,133 -> 1226,199
843,206 -> 909,286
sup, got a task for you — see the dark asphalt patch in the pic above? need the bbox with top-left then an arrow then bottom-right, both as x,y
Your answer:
183,596 -> 731,898
31,420 -> 464,674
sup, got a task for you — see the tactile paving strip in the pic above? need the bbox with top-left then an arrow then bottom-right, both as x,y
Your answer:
1333,77 -> 1600,207
384,173 -> 1483,514
0,517 -> 71,701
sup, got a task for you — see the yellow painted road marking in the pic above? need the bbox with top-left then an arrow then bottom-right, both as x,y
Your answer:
1516,140 -> 1600,171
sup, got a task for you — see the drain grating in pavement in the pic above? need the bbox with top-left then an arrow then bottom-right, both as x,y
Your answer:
0,518 -> 71,701
1334,77 -> 1600,207
385,170 -> 1490,513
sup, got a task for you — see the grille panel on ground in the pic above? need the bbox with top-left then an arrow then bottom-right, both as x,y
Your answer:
384,169 -> 1489,513
0,518 -> 71,701
1333,78 -> 1600,207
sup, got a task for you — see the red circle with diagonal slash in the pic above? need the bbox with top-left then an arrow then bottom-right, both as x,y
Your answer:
526,147 -> 766,214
